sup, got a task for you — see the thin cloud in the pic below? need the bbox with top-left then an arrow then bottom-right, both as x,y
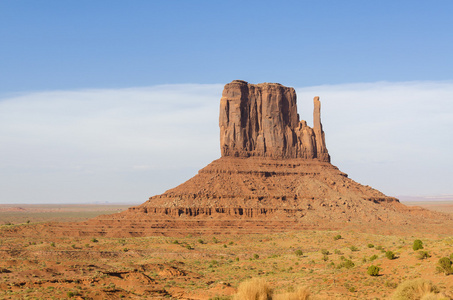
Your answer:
0,81 -> 452,203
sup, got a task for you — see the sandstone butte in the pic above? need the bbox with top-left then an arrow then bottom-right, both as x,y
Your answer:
12,80 -> 453,237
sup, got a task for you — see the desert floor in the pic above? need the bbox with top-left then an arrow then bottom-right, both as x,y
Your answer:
0,202 -> 452,299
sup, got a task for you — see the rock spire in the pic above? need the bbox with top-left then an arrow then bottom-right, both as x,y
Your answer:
219,80 -> 330,161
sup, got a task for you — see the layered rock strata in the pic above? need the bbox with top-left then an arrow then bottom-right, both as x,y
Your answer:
16,80 -> 452,238
220,80 -> 330,161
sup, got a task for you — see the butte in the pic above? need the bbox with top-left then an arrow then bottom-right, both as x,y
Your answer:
30,80 -> 453,237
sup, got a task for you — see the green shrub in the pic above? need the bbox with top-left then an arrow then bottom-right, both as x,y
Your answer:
295,250 -> 303,256
385,251 -> 396,260
369,254 -> 378,261
321,249 -> 330,255
322,255 -> 329,261
253,254 -> 259,259
337,259 -> 355,269
436,257 -> 453,275
334,249 -> 342,255
50,242 -> 55,247
349,246 -> 359,251
416,251 -> 430,260
413,239 -> 423,251
375,245 -> 384,251
367,244 -> 374,248
367,265 -> 380,276
198,239 -> 204,244
91,238 -> 98,243
334,235 -> 342,240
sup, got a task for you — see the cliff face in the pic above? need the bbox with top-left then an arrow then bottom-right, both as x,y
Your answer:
31,79 -> 453,238
219,80 -> 330,161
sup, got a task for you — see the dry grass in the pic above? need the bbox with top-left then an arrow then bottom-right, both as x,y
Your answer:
273,286 -> 310,300
233,278 -> 310,300
233,278 -> 273,300
392,278 -> 448,300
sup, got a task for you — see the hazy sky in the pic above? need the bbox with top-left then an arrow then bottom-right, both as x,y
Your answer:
1,1 -> 452,203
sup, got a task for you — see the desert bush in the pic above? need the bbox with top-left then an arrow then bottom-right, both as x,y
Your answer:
349,246 -> 359,251
198,239 -> 204,244
91,238 -> 98,243
376,245 -> 384,251
417,251 -> 431,260
386,251 -> 396,260
321,249 -> 330,255
392,278 -> 446,300
367,243 -> 374,248
436,257 -> 453,275
333,235 -> 342,241
233,278 -> 272,300
367,265 -> 380,276
253,254 -> 260,259
50,242 -> 55,247
295,250 -> 303,256
337,259 -> 355,269
273,286 -> 310,300
322,255 -> 329,261
413,239 -> 424,251
369,254 -> 378,261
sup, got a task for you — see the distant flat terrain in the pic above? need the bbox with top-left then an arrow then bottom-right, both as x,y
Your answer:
0,204 -> 136,224
401,200 -> 453,214
1,201 -> 452,225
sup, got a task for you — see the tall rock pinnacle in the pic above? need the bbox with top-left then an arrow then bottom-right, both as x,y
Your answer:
219,80 -> 330,161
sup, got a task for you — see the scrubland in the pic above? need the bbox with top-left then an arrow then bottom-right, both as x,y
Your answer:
1,203 -> 452,299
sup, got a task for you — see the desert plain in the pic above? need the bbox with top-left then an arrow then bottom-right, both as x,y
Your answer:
0,201 -> 452,299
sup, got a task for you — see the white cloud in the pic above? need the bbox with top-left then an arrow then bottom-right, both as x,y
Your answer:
0,81 -> 452,203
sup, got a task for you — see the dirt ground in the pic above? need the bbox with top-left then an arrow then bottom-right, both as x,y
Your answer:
0,202 -> 452,299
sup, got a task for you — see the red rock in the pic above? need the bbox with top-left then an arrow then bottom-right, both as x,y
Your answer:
220,80 -> 329,161
14,80 -> 451,237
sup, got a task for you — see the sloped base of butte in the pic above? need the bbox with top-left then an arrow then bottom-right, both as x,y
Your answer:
36,157 -> 451,237
18,80 -> 452,237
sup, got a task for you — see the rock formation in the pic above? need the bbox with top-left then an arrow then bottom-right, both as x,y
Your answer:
25,80 -> 452,237
219,80 -> 330,161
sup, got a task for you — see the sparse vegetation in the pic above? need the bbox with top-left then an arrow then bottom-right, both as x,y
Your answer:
337,259 -> 355,269
436,257 -> 453,275
386,250 -> 396,260
1,209 -> 452,299
233,278 -> 310,300
413,239 -> 424,251
392,279 -> 445,300
233,278 -> 272,300
367,265 -> 380,276
416,251 -> 430,260
333,235 -> 342,240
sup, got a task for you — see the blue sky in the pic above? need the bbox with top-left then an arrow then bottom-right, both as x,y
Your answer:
2,1 -> 453,92
0,1 -> 452,203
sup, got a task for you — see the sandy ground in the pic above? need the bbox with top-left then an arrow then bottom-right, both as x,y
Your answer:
0,201 -> 452,299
